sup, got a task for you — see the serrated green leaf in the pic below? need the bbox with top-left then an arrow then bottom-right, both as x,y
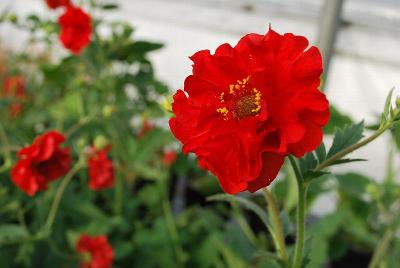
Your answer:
299,152 -> 317,175
330,158 -> 367,166
207,194 -> 271,232
327,121 -> 364,158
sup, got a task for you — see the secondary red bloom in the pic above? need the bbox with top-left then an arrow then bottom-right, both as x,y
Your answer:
76,234 -> 114,268
87,146 -> 115,190
169,27 -> 330,194
11,131 -> 71,196
46,0 -> 70,9
58,6 -> 92,54
2,76 -> 26,117
162,150 -> 177,166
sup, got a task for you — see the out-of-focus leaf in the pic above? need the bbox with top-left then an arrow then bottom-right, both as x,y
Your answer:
306,210 -> 348,268
207,194 -> 271,231
335,173 -> 372,199
0,224 -> 29,245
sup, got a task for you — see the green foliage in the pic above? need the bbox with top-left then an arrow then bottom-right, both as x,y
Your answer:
327,121 -> 364,158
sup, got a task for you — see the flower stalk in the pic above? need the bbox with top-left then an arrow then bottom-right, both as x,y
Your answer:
43,161 -> 85,232
262,188 -> 289,266
289,155 -> 308,268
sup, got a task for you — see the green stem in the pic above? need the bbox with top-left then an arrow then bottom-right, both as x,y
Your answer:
113,169 -> 123,216
159,178 -> 185,267
315,125 -> 390,171
0,122 -> 12,173
368,228 -> 394,268
262,188 -> 289,266
43,162 -> 84,231
289,155 -> 308,268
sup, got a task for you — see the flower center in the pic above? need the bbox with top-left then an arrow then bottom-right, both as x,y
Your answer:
216,76 -> 262,120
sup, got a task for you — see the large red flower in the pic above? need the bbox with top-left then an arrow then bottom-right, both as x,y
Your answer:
87,146 -> 115,190
58,6 -> 92,54
2,76 -> 26,117
11,131 -> 71,196
45,0 -> 70,9
169,28 -> 330,194
76,234 -> 114,268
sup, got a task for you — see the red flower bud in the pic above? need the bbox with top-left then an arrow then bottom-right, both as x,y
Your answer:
76,234 -> 114,268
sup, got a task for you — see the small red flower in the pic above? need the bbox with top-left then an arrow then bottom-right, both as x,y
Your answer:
169,27 -> 330,194
58,6 -> 92,54
2,76 -> 26,117
45,0 -> 70,9
162,150 -> 177,166
76,234 -> 114,268
11,131 -> 71,196
87,146 -> 115,190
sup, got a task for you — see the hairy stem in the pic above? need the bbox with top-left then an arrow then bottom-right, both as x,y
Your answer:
262,188 -> 289,266
289,155 -> 308,268
43,162 -> 84,231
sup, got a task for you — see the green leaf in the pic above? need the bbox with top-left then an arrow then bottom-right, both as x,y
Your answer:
335,173 -> 372,198
0,224 -> 29,245
100,4 -> 119,10
299,153 -> 317,175
306,210 -> 348,268
131,41 -> 164,54
329,158 -> 367,166
381,87 -> 394,126
207,194 -> 271,231
315,143 -> 326,164
327,121 -> 364,158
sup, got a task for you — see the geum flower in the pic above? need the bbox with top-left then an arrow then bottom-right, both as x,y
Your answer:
11,131 -> 71,196
76,234 -> 114,268
87,145 -> 115,190
2,76 -> 26,117
45,0 -> 70,9
169,27 -> 330,194
58,5 -> 92,54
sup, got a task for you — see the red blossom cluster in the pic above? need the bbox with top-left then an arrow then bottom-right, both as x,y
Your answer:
87,146 -> 115,190
45,0 -> 92,54
76,234 -> 114,268
169,27 -> 330,194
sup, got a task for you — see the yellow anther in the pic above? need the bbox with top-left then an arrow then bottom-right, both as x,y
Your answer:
229,84 -> 235,94
216,107 -> 229,116
235,84 -> 240,90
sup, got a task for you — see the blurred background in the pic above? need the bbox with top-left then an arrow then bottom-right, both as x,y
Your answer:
0,0 -> 399,210
1,1 -> 400,267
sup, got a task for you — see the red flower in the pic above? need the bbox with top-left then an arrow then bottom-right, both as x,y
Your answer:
58,6 -> 92,54
76,234 -> 114,268
11,131 -> 71,196
45,0 -> 70,9
169,27 -> 330,194
2,76 -> 26,117
87,146 -> 115,190
162,150 -> 177,166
